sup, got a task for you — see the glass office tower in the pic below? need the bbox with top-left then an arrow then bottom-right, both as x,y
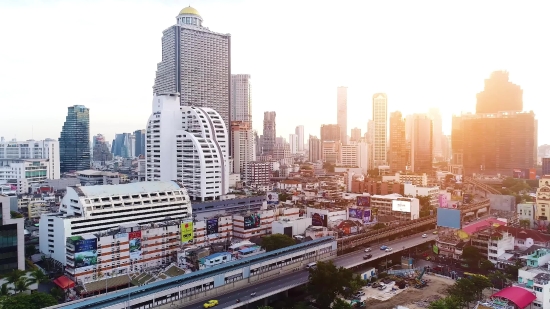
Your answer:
59,105 -> 90,173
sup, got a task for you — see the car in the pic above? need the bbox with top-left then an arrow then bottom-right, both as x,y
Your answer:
363,254 -> 373,260
203,300 -> 219,308
380,245 -> 388,250
385,247 -> 393,252
433,231 -> 438,234
354,291 -> 366,297
364,248 -> 372,252
422,234 -> 427,238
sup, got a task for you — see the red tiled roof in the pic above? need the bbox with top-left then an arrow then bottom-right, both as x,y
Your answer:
492,287 -> 536,309
462,218 -> 506,234
498,226 -> 550,243
53,275 -> 75,289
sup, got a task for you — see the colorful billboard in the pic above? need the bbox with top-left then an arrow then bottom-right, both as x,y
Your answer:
348,208 -> 363,220
363,209 -> 375,224
266,192 -> 279,205
206,218 -> 219,235
357,196 -> 371,207
181,222 -> 193,243
129,231 -> 142,259
463,193 -> 473,204
311,213 -> 328,227
433,245 -> 439,255
73,237 -> 98,271
438,193 -> 449,208
392,200 -> 411,213
437,208 -> 461,229
244,213 -> 261,230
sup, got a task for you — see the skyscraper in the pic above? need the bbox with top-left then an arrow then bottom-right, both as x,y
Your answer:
350,127 -> 362,142
231,74 -> 251,123
59,105 -> 90,173
134,129 -> 145,157
295,125 -> 304,152
410,114 -> 433,173
231,121 -> 254,178
476,71 -> 523,114
262,112 -> 276,155
428,108 -> 443,161
153,6 -> 231,127
308,135 -> 321,162
145,94 -> 229,201
389,111 -> 408,173
320,124 -> 341,144
289,134 -> 298,154
92,134 -> 113,162
337,86 -> 348,145
372,93 -> 388,167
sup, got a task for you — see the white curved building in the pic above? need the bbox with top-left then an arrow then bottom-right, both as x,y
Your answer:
146,93 -> 229,201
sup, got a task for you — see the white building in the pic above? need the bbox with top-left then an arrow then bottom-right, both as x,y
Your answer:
488,231 -> 514,263
371,194 -> 420,221
192,215 -> 233,247
232,209 -> 275,240
340,144 -> 358,167
289,134 -> 298,154
146,94 -> 229,202
0,138 -> 60,194
272,217 -> 312,236
245,161 -> 271,187
516,249 -> 550,309
404,183 -> 439,207
372,93 -> 388,167
230,74 -> 252,123
383,173 -> 428,187
39,181 -> 191,265
295,126 -> 304,152
231,121 -> 254,177
77,170 -> 121,186
306,206 -> 347,228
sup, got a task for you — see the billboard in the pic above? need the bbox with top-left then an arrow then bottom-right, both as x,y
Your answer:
348,208 -> 363,220
266,192 -> 279,205
206,218 -> 219,235
437,208 -> 461,229
433,245 -> 439,255
392,200 -> 411,213
438,193 -> 449,208
181,222 -> 193,243
73,237 -> 98,271
311,213 -> 328,227
356,196 -> 371,207
129,231 -> 142,259
363,209 -> 375,224
244,213 -> 261,230
463,193 -> 473,204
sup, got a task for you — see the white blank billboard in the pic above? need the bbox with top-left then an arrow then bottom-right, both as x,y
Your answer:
392,200 -> 411,213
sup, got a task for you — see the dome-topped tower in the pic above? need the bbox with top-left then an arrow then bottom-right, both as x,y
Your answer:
177,6 -> 203,27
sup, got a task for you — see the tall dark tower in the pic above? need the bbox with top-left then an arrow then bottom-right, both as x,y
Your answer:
59,105 -> 90,173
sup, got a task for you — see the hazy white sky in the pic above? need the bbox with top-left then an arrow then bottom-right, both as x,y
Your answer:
0,0 -> 548,144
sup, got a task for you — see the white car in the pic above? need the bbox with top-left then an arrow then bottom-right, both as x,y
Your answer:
422,234 -> 427,238
364,248 -> 371,253
385,247 -> 393,252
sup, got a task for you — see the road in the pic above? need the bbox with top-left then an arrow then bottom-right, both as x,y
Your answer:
172,230 -> 437,309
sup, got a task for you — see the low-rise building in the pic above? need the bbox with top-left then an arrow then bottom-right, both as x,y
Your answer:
192,215 -> 232,248
272,217 -> 312,236
370,194 -> 420,221
77,170 -> 121,186
383,173 -> 428,187
232,209 -> 275,240
306,205 -> 347,228
404,183 -> 439,207
200,252 -> 233,269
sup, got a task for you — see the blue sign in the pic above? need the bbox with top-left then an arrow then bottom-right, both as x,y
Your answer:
437,208 -> 461,229
348,208 -> 363,220
75,238 -> 97,253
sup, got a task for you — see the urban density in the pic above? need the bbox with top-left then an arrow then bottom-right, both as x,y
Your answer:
0,2 -> 549,309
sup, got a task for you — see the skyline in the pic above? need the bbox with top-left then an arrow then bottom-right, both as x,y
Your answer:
1,0 -> 548,144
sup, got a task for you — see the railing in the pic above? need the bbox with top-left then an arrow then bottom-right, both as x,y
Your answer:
464,176 -> 501,195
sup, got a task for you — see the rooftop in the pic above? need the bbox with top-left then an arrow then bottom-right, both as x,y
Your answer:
462,218 -> 507,235
77,170 -> 119,177
70,181 -> 185,198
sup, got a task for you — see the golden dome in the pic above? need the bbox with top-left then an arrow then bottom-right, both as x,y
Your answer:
179,6 -> 200,16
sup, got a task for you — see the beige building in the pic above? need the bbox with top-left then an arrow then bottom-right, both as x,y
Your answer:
536,176 -> 550,220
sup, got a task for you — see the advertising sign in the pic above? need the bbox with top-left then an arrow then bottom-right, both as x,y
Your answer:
392,200 -> 411,212
181,222 -> 193,243
129,231 -> 142,259
356,196 -> 371,207
433,245 -> 439,255
348,208 -> 363,220
244,213 -> 261,230
206,218 -> 219,235
73,237 -> 98,271
463,193 -> 473,204
266,192 -> 279,205
311,213 -> 328,227
363,209 -> 374,224
437,208 -> 461,229
438,193 -> 449,208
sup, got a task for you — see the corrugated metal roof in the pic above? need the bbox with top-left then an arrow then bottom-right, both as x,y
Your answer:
71,181 -> 184,198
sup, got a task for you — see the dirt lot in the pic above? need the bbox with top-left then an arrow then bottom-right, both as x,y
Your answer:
364,275 -> 455,309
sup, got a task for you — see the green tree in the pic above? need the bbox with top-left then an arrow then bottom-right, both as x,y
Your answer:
292,303 -> 308,309
332,298 -> 353,309
461,245 -> 482,265
13,277 -> 32,294
307,261 -> 353,308
519,219 -> 530,229
489,271 -> 510,289
50,286 -> 65,302
25,245 -> 37,257
428,296 -> 461,309
469,275 -> 493,300
0,283 -> 11,296
479,259 -> 495,271
1,292 -> 58,309
261,234 -> 296,252
27,269 -> 48,285
447,278 -> 476,306
6,269 -> 26,286
504,260 -> 523,278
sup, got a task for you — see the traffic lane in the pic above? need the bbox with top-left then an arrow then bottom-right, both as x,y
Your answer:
335,231 -> 437,267
178,270 -> 308,309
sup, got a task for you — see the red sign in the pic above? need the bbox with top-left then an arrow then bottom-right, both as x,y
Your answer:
129,231 -> 141,240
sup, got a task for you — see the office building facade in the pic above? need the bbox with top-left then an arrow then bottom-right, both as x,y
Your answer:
134,129 -> 146,157
295,125 -> 304,152
289,134 -> 298,154
476,71 -> 523,114
350,127 -> 362,142
372,93 -> 388,167
231,121 -> 254,177
145,94 -> 229,201
309,135 -> 321,162
92,134 -> 113,162
410,114 -> 433,173
262,112 -> 276,155
389,111 -> 408,173
320,124 -> 341,144
428,108 -> 443,161
230,74 -> 251,123
153,7 -> 231,128
0,195 -> 25,274
337,87 -> 348,145
59,105 -> 90,173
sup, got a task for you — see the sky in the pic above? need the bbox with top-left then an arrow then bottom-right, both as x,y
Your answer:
0,0 -> 549,145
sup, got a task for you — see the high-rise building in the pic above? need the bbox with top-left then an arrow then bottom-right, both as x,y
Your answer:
350,127 -> 362,142
337,86 -> 348,145
543,158 -> 550,176
0,195 -> 25,274
262,112 -> 276,155
145,94 -> 229,201
389,111 -> 408,173
231,121 -> 254,178
410,114 -> 433,173
322,141 -> 340,164
59,105 -> 90,173
309,135 -> 321,162
295,125 -> 304,152
111,133 -> 134,158
455,111 -> 536,176
372,93 -> 388,167
231,74 -> 252,123
340,145 -> 357,167
476,71 -> 523,114
289,134 -> 298,154
428,108 -> 443,161
441,135 -> 451,163
92,134 -> 113,162
134,129 -> 146,157
366,120 -> 374,144
320,124 -> 341,144
153,6 -> 231,127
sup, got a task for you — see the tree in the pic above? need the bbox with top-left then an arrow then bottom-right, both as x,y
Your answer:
479,259 -> 495,271
461,245 -> 482,265
50,287 -> 65,302
468,275 -> 493,300
489,271 -> 510,289
1,292 -> 58,309
261,234 -> 296,252
332,298 -> 353,309
27,269 -> 49,285
519,219 -> 530,229
25,245 -> 37,257
13,277 -> 32,294
307,261 -> 353,308
447,278 -> 477,306
6,269 -> 26,285
504,260 -> 523,278
0,283 -> 11,296
428,296 -> 461,309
